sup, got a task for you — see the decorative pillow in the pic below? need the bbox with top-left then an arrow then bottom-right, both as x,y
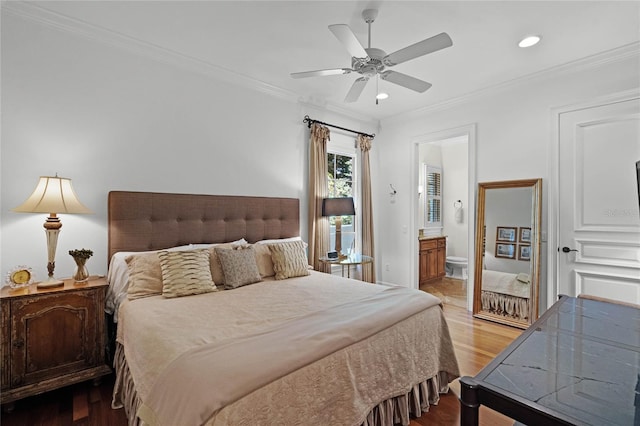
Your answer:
125,252 -> 164,300
253,237 -> 308,278
121,240 -> 248,300
158,249 -> 217,298
252,243 -> 275,278
268,240 -> 310,280
215,246 -> 262,289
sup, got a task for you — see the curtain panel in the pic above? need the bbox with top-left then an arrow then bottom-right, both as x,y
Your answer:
308,123 -> 331,272
357,134 -> 376,283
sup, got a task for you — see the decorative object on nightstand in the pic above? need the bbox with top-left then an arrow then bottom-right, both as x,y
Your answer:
69,248 -> 93,283
322,197 -> 355,259
5,266 -> 34,289
12,175 -> 92,288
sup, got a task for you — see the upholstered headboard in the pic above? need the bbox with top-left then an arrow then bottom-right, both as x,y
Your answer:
107,191 -> 300,262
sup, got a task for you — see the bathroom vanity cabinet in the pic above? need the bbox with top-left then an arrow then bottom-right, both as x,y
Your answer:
419,237 -> 446,284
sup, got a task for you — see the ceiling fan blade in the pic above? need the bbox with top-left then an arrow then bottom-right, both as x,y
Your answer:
380,71 -> 432,93
290,68 -> 352,79
384,32 -> 453,66
344,77 -> 369,103
328,24 -> 368,59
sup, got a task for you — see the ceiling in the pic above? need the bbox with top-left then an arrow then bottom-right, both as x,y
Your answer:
23,1 -> 640,120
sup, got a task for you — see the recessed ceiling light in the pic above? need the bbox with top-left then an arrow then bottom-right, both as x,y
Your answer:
376,92 -> 389,100
518,35 -> 541,48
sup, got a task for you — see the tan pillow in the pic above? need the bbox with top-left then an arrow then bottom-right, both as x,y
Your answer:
126,252 -> 163,300
268,240 -> 310,280
252,243 -> 275,278
158,249 -> 217,298
208,243 -> 234,285
215,246 -> 262,289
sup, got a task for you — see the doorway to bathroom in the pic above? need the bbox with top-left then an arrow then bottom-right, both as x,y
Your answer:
412,125 -> 475,310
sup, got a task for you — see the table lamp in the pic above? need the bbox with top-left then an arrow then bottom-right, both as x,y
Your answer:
322,197 -> 355,259
13,175 -> 92,288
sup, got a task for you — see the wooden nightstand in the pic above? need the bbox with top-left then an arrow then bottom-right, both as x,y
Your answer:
0,276 -> 111,408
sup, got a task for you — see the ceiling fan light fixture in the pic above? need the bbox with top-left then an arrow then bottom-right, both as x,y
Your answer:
291,8 -> 451,103
518,35 -> 541,48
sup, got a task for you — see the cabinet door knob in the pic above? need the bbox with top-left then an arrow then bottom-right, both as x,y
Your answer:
13,339 -> 24,349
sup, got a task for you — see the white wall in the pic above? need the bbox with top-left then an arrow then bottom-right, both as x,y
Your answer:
0,13 -> 374,280
441,141 -> 468,259
373,53 -> 640,308
417,140 -> 468,258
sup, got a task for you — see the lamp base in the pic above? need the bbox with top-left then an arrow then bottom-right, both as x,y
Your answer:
37,278 -> 64,289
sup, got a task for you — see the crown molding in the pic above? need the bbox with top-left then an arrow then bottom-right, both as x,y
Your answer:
2,1 -> 376,125
4,2 -> 638,128
1,2 -> 299,102
384,41 -> 640,125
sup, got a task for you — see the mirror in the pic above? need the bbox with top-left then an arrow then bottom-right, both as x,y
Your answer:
473,179 -> 542,328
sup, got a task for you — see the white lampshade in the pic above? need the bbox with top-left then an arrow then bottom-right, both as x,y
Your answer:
13,176 -> 92,214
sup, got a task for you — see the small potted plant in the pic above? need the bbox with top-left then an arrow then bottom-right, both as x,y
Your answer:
69,248 -> 93,282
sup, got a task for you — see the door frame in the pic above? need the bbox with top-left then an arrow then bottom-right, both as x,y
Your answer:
549,88 -> 640,307
410,123 -> 477,310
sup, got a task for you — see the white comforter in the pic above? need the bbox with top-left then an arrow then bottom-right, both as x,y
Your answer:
113,272 -> 460,426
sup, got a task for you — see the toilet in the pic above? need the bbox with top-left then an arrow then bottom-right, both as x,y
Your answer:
446,256 -> 468,280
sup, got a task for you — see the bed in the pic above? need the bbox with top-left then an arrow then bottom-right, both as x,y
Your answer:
106,191 -> 460,426
480,269 -> 530,321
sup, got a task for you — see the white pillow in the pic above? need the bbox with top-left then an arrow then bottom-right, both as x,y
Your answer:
255,236 -> 307,247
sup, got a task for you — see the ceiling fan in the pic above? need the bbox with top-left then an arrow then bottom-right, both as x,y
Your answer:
291,9 -> 453,103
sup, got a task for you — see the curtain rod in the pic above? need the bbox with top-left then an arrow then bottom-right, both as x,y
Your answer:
303,115 -> 375,139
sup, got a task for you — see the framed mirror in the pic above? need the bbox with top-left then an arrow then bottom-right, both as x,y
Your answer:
473,179 -> 542,328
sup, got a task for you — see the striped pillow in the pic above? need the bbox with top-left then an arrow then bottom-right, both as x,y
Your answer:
158,249 -> 217,298
268,240 -> 310,280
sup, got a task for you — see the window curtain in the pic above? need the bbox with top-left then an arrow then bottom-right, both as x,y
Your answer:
357,134 -> 376,283
308,123 -> 331,272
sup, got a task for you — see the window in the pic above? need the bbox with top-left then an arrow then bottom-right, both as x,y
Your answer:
327,149 -> 357,254
424,165 -> 442,227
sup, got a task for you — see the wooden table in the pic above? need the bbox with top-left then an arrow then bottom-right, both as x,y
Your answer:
459,295 -> 640,426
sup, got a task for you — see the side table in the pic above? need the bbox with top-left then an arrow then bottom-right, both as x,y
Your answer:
319,254 -> 374,279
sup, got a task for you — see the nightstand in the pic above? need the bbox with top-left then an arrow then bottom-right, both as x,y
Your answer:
0,276 -> 111,409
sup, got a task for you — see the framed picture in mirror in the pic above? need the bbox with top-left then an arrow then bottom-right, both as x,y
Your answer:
519,227 -> 531,243
496,226 -> 517,242
518,245 -> 531,261
495,243 -> 516,259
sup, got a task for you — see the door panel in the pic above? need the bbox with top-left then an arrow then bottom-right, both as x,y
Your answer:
558,96 -> 640,301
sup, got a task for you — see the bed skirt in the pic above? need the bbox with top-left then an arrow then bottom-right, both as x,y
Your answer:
481,290 -> 529,320
112,343 -> 450,426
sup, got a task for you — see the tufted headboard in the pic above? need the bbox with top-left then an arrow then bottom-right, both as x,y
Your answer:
107,191 -> 300,262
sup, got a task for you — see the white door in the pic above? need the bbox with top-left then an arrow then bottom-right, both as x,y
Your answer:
557,94 -> 640,301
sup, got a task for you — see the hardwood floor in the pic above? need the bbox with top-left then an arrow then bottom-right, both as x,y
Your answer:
1,304 -> 521,426
420,277 -> 468,309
